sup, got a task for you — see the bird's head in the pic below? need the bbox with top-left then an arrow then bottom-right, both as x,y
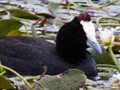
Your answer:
78,12 -> 102,53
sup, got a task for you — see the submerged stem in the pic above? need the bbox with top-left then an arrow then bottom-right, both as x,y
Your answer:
108,45 -> 120,71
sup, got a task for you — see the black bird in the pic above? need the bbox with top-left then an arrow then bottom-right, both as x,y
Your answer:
0,12 -> 101,80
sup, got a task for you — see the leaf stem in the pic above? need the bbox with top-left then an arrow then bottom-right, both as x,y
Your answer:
96,17 -> 120,26
31,25 -> 37,38
96,0 -> 118,9
108,45 -> 120,71
0,65 -> 33,90
66,0 -> 77,6
0,71 -> 6,76
24,24 -> 30,37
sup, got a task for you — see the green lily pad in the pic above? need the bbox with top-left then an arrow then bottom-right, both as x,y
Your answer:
34,69 -> 86,90
0,10 -> 7,15
89,47 -> 114,65
47,2 -> 67,13
7,30 -> 22,36
7,9 -> 39,20
112,45 -> 120,52
0,76 -> 15,89
36,13 -> 55,18
85,79 -> 98,85
0,19 -> 23,35
47,2 -> 61,12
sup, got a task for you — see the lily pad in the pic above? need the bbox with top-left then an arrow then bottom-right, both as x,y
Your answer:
47,2 -> 67,13
36,13 -> 55,19
0,10 -> 7,15
0,19 -> 23,35
0,76 -> 15,89
112,45 -> 120,53
7,30 -> 22,36
88,47 -> 114,65
85,79 -> 98,85
34,69 -> 86,90
7,9 -> 39,20
0,61 -> 6,77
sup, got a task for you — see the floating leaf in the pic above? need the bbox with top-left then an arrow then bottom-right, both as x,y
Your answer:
89,47 -> 119,80
36,13 -> 55,18
112,45 -> 120,53
0,10 -> 7,15
98,67 -> 117,80
0,76 -> 15,89
0,19 -> 23,35
47,2 -> 67,13
34,69 -> 86,90
7,30 -> 22,36
7,9 -> 39,20
85,79 -> 98,85
47,2 -> 61,12
88,47 -> 114,65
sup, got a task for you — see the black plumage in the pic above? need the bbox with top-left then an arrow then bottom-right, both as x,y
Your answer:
56,17 -> 88,64
0,12 -> 99,80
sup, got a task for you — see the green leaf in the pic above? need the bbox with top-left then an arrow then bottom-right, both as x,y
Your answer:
0,76 -> 15,89
98,67 -> 117,80
89,47 -> 114,65
7,30 -> 22,36
0,10 -> 7,15
0,19 -> 23,35
85,79 -> 98,85
7,9 -> 39,20
36,13 -> 55,18
47,2 -> 67,13
112,45 -> 120,52
34,69 -> 86,90
47,2 -> 60,12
